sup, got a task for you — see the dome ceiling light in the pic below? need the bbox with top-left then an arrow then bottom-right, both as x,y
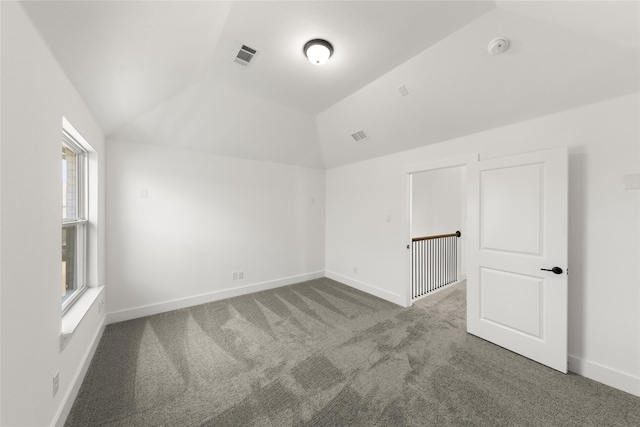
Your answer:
304,39 -> 333,65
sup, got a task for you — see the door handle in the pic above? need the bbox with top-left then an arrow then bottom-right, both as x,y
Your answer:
541,267 -> 563,275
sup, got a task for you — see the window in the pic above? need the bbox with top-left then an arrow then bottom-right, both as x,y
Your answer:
62,127 -> 88,312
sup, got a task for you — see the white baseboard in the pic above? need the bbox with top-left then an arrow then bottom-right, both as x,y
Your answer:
325,271 -> 404,306
106,271 -> 326,324
53,318 -> 106,427
568,354 -> 640,397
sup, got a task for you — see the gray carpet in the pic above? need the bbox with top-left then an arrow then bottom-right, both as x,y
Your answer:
66,279 -> 640,426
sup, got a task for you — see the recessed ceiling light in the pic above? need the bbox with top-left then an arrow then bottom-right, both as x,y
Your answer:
304,39 -> 333,65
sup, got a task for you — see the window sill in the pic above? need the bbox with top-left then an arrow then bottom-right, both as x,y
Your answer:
61,285 -> 104,351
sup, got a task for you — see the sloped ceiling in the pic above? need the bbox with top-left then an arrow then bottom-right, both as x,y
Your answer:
21,1 -> 640,169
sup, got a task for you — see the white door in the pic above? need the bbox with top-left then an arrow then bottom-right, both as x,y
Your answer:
467,148 -> 568,373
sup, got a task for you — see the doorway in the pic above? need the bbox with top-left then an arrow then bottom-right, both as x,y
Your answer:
404,149 -> 568,372
407,160 -> 468,304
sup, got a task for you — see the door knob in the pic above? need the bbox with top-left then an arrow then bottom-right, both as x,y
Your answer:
540,267 -> 563,275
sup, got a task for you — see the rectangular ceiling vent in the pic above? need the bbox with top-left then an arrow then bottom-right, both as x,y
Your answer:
397,84 -> 409,97
351,130 -> 369,142
234,44 -> 259,67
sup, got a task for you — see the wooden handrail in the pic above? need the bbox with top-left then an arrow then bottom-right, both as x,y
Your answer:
412,231 -> 461,242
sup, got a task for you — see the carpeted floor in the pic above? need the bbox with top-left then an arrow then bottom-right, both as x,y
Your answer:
66,278 -> 640,426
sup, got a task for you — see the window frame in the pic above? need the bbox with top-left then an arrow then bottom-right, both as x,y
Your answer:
62,129 -> 89,314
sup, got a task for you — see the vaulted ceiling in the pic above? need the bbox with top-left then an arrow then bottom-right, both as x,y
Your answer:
21,1 -> 640,169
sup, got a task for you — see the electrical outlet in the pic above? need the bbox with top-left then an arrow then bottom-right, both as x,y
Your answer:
354,267 -> 358,274
233,272 -> 238,280
53,372 -> 59,397
238,271 -> 244,279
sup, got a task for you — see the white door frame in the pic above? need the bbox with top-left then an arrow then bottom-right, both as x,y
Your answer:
402,154 -> 477,307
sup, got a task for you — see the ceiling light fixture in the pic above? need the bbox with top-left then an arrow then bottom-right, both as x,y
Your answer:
304,39 -> 333,65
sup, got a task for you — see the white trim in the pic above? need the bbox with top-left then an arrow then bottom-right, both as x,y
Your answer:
53,319 -> 106,427
568,355 -> 640,397
61,286 -> 104,350
61,219 -> 89,227
325,271 -> 404,306
404,154 -> 475,176
106,271 -> 325,324
62,117 -> 95,153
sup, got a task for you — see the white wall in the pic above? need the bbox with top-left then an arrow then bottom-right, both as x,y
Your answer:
1,2 -> 107,426
411,167 -> 463,237
106,140 -> 325,321
326,93 -> 640,395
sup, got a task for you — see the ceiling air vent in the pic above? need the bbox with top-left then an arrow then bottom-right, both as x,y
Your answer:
351,130 -> 369,142
397,84 -> 409,97
234,44 -> 259,67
